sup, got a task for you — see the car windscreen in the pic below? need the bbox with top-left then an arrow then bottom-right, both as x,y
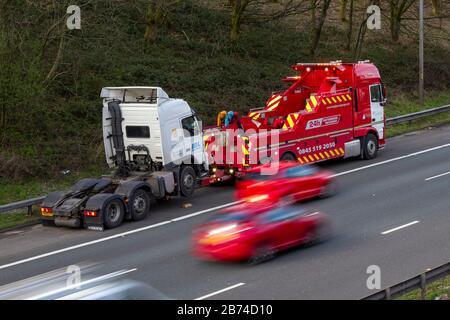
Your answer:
207,212 -> 250,223
242,172 -> 280,181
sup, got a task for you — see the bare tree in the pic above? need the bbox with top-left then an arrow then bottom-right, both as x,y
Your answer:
388,0 -> 417,42
340,0 -> 348,22
309,0 -> 331,56
229,0 -> 252,42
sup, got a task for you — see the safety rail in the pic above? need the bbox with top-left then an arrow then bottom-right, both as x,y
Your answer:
0,104 -> 449,216
386,104 -> 450,126
0,196 -> 45,216
362,262 -> 449,300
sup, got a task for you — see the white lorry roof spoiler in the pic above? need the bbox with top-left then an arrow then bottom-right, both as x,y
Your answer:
100,87 -> 170,104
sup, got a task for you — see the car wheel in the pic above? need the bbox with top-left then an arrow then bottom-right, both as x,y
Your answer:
103,198 -> 125,229
320,180 -> 338,198
129,189 -> 151,221
312,221 -> 332,244
249,243 -> 276,265
362,133 -> 378,160
180,166 -> 196,197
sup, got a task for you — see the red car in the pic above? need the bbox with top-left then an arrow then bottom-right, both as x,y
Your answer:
236,161 -> 337,204
192,203 -> 330,263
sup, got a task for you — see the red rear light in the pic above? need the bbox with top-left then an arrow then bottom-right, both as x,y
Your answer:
40,207 -> 53,216
84,211 -> 97,217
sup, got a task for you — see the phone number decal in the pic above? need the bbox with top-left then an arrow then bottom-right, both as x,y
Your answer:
298,142 -> 336,155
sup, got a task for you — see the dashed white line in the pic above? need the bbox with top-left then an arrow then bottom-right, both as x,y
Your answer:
195,283 -> 245,300
425,171 -> 450,181
381,221 -> 420,235
333,143 -> 450,177
0,201 -> 242,271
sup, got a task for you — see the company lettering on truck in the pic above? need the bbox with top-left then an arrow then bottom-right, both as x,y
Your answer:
305,115 -> 340,130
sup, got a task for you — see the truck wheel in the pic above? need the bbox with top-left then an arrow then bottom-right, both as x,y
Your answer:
280,152 -> 296,161
362,133 -> 378,160
180,166 -> 196,197
129,189 -> 151,221
103,198 -> 125,229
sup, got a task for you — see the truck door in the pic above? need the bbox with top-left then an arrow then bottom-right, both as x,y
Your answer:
369,84 -> 385,140
181,115 -> 203,165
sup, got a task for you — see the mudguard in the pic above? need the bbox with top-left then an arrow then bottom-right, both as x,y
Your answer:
114,181 -> 155,216
83,193 -> 124,231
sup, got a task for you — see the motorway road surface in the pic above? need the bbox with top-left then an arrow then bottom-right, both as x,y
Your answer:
0,125 -> 449,299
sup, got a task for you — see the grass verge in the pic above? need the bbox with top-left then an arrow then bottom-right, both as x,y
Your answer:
397,275 -> 449,300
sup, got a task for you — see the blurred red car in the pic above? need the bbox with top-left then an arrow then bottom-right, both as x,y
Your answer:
236,162 -> 337,204
192,203 -> 330,263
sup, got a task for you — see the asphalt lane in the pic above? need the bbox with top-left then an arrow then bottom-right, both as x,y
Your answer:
0,124 -> 449,299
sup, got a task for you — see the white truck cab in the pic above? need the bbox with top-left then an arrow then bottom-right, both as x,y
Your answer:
101,87 -> 207,173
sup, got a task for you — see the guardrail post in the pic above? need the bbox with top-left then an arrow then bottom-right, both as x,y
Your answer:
420,273 -> 427,300
385,288 -> 391,300
27,205 -> 33,216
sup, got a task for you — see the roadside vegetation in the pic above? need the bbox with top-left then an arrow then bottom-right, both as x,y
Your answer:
397,275 -> 449,300
0,1 -> 449,216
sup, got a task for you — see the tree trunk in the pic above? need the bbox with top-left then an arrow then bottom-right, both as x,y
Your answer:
340,0 -> 348,22
229,0 -> 250,42
390,16 -> 401,42
144,1 -> 163,43
310,0 -> 331,56
345,0 -> 354,50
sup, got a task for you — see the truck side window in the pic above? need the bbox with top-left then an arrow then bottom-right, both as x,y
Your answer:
370,85 -> 382,103
126,126 -> 150,138
182,116 -> 199,137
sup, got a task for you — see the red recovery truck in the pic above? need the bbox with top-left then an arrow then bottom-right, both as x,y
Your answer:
204,61 -> 387,181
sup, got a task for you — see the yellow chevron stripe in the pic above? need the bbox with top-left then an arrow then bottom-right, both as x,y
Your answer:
341,95 -> 347,102
334,148 -> 340,155
319,152 -> 325,159
339,147 -> 345,154
346,94 -> 352,100
331,97 -> 337,103
267,101 -> 280,111
329,150 -> 335,157
287,116 -> 295,128
314,154 -> 320,160
305,102 -> 313,112
326,98 -> 332,104
310,95 -> 318,107
242,145 -> 249,155
268,95 -> 281,107
298,158 -> 304,164
303,156 -> 309,163
336,96 -> 342,102
324,151 -> 330,158
308,155 -> 314,162
321,99 -> 327,105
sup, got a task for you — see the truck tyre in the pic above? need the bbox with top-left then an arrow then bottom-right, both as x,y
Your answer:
362,133 -> 378,160
180,165 -> 196,197
129,189 -> 151,221
103,198 -> 125,229
280,152 -> 296,161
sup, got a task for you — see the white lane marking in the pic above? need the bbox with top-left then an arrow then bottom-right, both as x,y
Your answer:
2,143 -> 450,271
28,268 -> 137,300
425,171 -> 450,181
333,143 -> 450,177
0,201 -> 242,271
381,221 -> 420,235
195,283 -> 245,300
